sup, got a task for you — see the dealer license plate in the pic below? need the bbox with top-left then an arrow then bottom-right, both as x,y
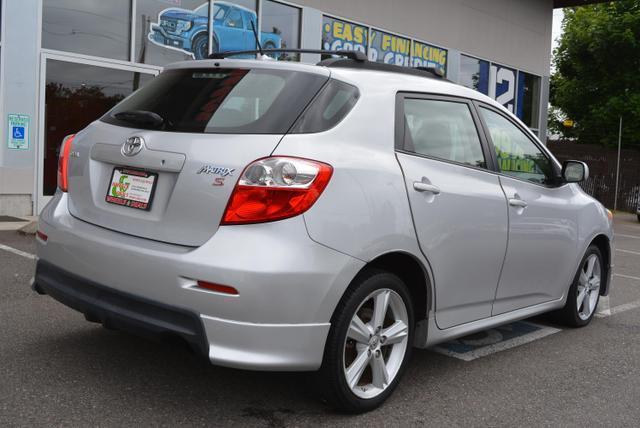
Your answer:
105,167 -> 158,211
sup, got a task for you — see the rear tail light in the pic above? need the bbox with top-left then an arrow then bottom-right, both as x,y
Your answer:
36,230 -> 48,242
221,156 -> 333,225
57,134 -> 75,192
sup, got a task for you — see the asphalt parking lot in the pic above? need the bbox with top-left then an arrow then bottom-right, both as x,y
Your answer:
2,213 -> 640,427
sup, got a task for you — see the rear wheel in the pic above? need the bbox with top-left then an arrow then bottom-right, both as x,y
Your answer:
318,269 -> 414,413
555,245 -> 602,327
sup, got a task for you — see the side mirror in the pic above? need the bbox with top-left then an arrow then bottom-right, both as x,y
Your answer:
562,160 -> 589,183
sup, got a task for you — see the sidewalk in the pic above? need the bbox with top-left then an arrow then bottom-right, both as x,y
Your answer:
0,216 -> 38,232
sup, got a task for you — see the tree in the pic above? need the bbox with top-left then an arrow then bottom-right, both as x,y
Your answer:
550,1 -> 640,147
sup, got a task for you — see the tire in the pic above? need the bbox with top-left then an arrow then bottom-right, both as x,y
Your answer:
554,245 -> 603,327
317,269 -> 414,413
192,33 -> 210,60
637,214 -> 640,222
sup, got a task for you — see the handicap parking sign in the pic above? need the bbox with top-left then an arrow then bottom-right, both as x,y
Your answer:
7,114 -> 30,150
12,126 -> 25,139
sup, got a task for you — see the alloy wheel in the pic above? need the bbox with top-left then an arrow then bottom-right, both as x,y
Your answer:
577,254 -> 601,320
342,288 -> 409,399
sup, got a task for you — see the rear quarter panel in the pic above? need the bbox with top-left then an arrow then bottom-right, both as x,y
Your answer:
272,79 -> 421,264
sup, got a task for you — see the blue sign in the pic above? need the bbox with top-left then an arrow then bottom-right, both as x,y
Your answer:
7,114 -> 30,150
369,29 -> 410,66
12,126 -> 25,139
322,16 -> 367,54
489,64 -> 517,113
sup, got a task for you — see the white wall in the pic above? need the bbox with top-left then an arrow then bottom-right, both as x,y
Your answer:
0,0 -> 40,215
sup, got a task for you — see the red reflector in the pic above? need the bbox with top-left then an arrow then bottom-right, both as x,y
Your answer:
57,134 -> 76,192
196,280 -> 239,296
36,230 -> 48,242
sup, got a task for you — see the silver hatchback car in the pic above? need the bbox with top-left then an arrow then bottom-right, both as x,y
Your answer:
34,51 -> 614,412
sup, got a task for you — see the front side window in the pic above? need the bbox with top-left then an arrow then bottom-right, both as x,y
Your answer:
479,107 -> 553,185
402,99 -> 486,168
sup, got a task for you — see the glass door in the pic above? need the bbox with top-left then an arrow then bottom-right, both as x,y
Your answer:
36,53 -> 158,213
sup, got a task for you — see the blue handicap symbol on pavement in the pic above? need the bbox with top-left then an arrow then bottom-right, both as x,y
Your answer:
12,126 -> 25,139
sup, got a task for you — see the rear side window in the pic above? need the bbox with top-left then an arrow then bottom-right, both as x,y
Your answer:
402,99 -> 486,168
290,80 -> 359,133
102,68 -> 328,134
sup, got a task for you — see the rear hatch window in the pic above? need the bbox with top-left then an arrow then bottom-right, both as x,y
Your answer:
102,68 -> 329,134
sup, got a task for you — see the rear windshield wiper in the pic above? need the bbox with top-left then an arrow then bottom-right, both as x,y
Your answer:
113,110 -> 165,129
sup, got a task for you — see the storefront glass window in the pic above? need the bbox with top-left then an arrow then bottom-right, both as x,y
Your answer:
517,72 -> 541,129
459,54 -> 489,95
369,29 -> 410,66
43,60 -> 154,195
262,0 -> 300,61
136,0 -> 209,64
42,0 -> 131,61
321,16 -> 367,55
136,0 -> 259,65
411,41 -> 447,76
488,63 -> 518,113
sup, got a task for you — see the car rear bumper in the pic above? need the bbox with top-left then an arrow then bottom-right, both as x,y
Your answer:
36,193 -> 364,370
34,260 -> 209,357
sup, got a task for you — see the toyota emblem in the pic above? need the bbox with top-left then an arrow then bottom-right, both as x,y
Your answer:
122,136 -> 144,157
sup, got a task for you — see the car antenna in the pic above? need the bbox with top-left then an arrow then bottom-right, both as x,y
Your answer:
249,20 -> 264,58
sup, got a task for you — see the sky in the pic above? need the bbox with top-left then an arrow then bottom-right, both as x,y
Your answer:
552,9 -> 564,53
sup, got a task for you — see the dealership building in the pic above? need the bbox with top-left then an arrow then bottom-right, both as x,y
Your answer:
0,0 -> 598,216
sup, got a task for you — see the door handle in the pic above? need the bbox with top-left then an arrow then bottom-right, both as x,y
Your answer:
413,182 -> 441,195
508,198 -> 528,208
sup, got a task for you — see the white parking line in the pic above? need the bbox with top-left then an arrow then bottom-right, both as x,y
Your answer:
616,248 -> 640,256
0,243 -> 36,260
615,233 -> 640,240
432,322 -> 561,362
614,273 -> 640,281
596,299 -> 640,318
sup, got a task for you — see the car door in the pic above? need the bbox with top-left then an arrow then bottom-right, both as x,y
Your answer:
476,104 -> 580,315
395,94 -> 509,329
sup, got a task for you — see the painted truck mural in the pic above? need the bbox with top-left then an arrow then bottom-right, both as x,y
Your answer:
149,1 -> 281,60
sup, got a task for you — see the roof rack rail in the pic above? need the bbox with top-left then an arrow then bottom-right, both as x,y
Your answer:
317,57 -> 448,80
209,48 -> 367,62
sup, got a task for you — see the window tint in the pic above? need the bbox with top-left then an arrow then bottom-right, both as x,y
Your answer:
479,107 -> 553,185
102,68 -> 328,134
402,99 -> 486,168
291,80 -> 359,133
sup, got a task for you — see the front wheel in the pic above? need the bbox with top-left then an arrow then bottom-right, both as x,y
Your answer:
318,269 -> 414,413
555,245 -> 603,327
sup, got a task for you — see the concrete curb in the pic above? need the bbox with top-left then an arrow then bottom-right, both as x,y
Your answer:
17,220 -> 38,235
